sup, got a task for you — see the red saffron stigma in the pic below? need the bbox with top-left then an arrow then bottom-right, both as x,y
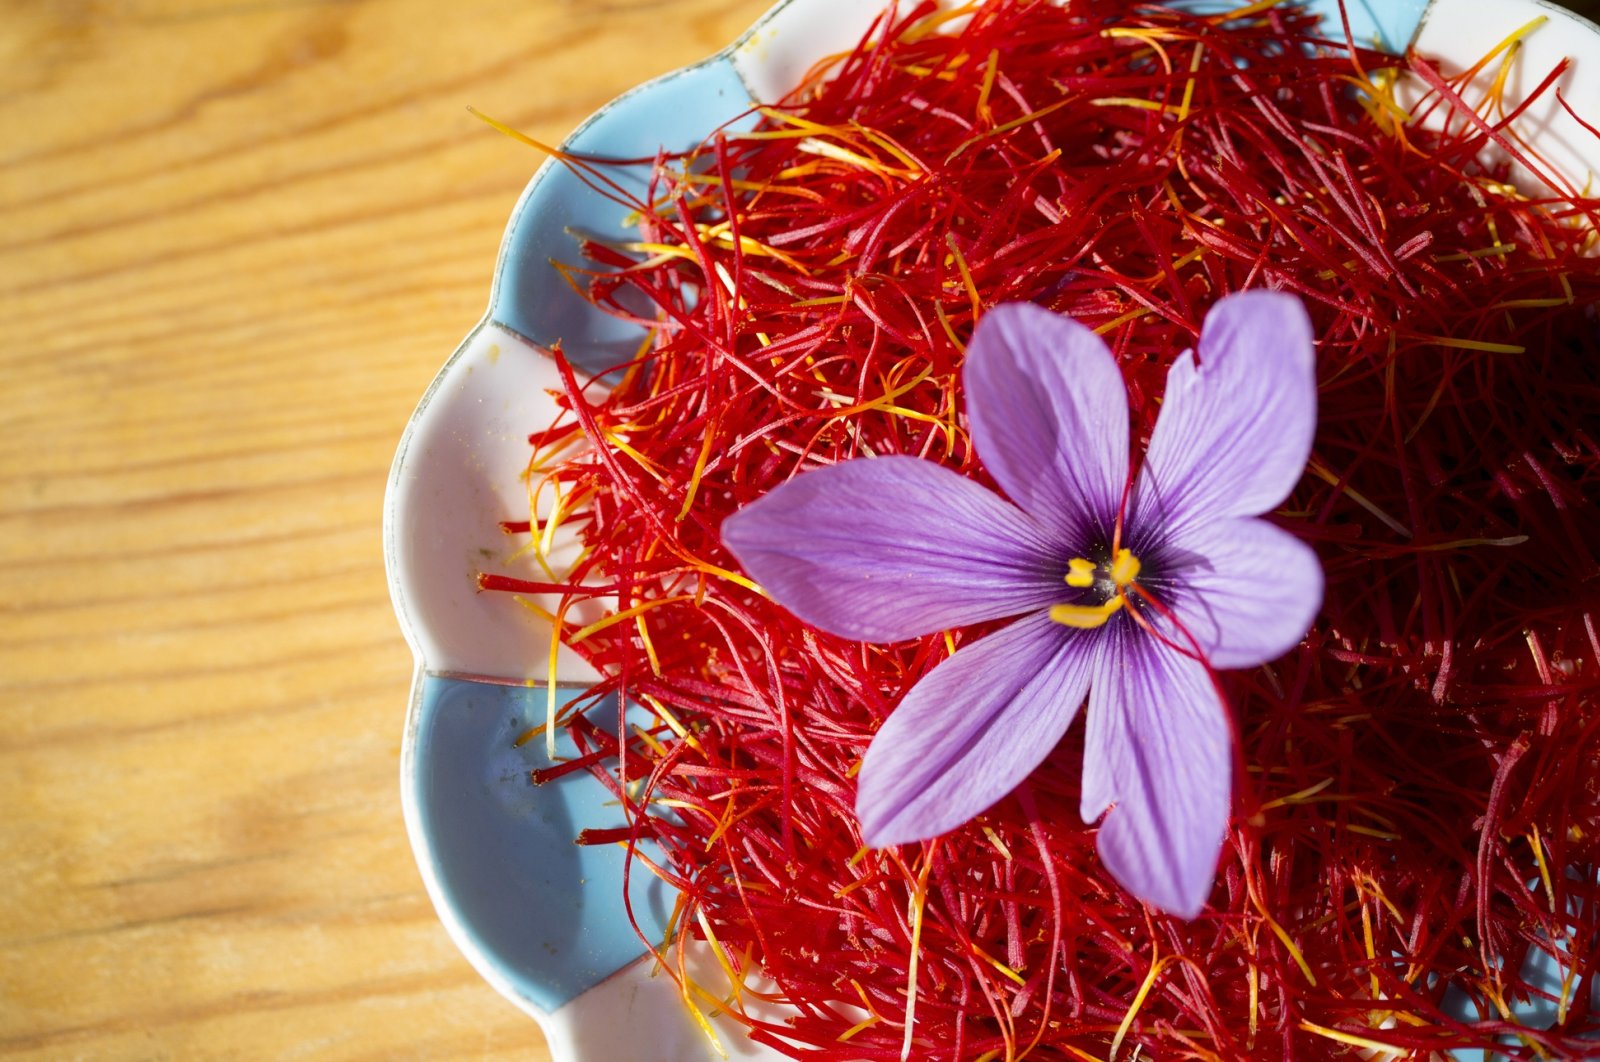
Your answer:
483,2 -> 1600,1056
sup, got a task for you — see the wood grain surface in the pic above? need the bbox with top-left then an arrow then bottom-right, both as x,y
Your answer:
0,0 -> 767,1057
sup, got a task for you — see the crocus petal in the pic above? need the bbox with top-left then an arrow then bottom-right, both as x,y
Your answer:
858,612 -> 1095,846
1156,516 -> 1323,670
722,456 -> 1065,643
1133,291 -> 1316,540
1081,620 -> 1229,919
965,303 -> 1129,544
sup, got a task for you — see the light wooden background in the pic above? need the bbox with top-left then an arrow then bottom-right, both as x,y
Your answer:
0,0 -> 768,1057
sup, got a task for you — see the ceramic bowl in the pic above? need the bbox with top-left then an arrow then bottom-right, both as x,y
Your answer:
383,2 -> 1600,1059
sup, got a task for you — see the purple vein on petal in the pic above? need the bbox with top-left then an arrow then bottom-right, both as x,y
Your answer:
965,303 -> 1129,545
1134,291 -> 1317,541
1159,516 -> 1324,670
857,612 -> 1096,847
1085,620 -> 1230,920
721,455 -> 1066,644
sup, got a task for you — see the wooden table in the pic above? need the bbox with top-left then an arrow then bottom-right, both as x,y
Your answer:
0,1 -> 767,1057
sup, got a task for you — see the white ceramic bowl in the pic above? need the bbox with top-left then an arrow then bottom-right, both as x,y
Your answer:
384,2 -> 1600,1059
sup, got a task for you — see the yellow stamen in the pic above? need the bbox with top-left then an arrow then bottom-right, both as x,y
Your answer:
1110,548 -> 1141,587
1053,549 -> 1144,630
1064,557 -> 1096,588
1050,597 -> 1124,629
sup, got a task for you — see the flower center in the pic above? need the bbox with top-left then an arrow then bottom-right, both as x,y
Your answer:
1049,548 -> 1142,630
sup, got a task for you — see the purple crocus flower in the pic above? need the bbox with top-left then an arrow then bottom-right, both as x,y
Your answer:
721,292 -> 1321,918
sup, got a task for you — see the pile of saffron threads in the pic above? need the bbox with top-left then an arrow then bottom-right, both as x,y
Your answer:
483,1 -> 1600,1057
